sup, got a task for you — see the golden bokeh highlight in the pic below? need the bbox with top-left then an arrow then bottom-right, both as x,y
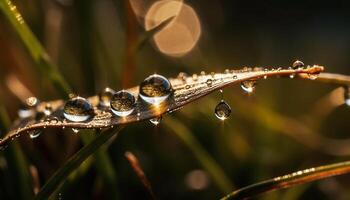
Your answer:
145,0 -> 201,56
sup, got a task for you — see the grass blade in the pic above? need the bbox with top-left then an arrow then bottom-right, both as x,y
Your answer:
165,117 -> 234,194
221,160 -> 350,200
0,0 -> 71,97
0,104 -> 33,199
35,126 -> 123,200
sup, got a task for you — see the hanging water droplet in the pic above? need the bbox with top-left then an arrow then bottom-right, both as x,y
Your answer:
308,73 -> 319,80
292,60 -> 304,69
206,79 -> 213,87
215,100 -> 231,120
99,87 -> 115,107
139,74 -> 172,105
150,116 -> 162,126
71,128 -> 80,133
110,90 -> 136,117
18,97 -> 39,118
63,96 -> 93,122
43,103 -> 52,116
240,80 -> 256,93
29,129 -> 42,139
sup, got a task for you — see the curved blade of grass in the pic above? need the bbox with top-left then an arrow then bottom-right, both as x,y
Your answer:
35,126 -> 123,200
220,160 -> 350,200
165,117 -> 234,193
0,104 -> 33,199
0,0 -> 71,97
0,65 -> 325,147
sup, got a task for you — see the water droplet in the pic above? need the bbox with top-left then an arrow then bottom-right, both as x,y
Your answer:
240,80 -> 256,93
99,87 -> 115,107
206,79 -> 213,87
192,74 -> 198,81
43,103 -> 52,116
200,71 -> 206,76
139,74 -> 172,104
292,60 -> 304,69
185,85 -> 191,89
29,129 -> 42,139
63,97 -> 93,122
150,116 -> 162,125
308,74 -> 319,80
232,75 -> 237,79
224,69 -> 230,74
215,100 -> 231,120
289,74 -> 295,79
18,97 -> 39,118
71,128 -> 80,133
110,90 -> 136,117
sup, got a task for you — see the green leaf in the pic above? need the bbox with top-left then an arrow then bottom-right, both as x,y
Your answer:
35,127 -> 123,200
221,160 -> 350,200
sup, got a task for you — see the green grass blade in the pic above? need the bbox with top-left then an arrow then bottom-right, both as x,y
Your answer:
0,0 -> 71,97
35,127 -> 123,200
165,117 -> 234,194
221,160 -> 350,200
0,105 -> 33,199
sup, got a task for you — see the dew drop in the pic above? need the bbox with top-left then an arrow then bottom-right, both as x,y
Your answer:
192,74 -> 198,81
71,128 -> 80,133
200,71 -> 206,76
206,79 -> 213,87
63,96 -> 93,122
224,69 -> 230,74
308,74 -> 319,80
292,60 -> 304,69
99,87 -> 115,107
289,74 -> 295,79
18,97 -> 39,118
139,74 -> 172,105
43,103 -> 53,116
240,80 -> 256,93
110,90 -> 136,117
177,72 -> 188,81
215,100 -> 231,120
150,116 -> 162,126
29,129 -> 42,139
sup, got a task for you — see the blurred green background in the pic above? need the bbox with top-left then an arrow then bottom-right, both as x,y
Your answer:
1,0 -> 350,199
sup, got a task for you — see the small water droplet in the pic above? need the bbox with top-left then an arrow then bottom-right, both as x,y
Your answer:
177,72 -> 188,81
289,74 -> 295,79
63,97 -> 93,122
200,71 -> 206,76
206,79 -> 213,87
29,129 -> 42,139
308,74 -> 319,80
18,97 -> 39,118
71,128 -> 79,133
241,80 -> 256,93
43,103 -> 52,116
292,60 -> 304,69
139,74 -> 172,105
344,86 -> 350,106
224,69 -> 230,74
215,100 -> 231,121
232,75 -> 237,79
110,90 -> 135,117
185,85 -> 191,89
210,72 -> 215,78
192,74 -> 198,81
150,116 -> 162,126
99,87 -> 115,107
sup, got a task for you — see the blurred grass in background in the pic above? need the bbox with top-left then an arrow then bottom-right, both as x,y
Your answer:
1,0 -> 350,199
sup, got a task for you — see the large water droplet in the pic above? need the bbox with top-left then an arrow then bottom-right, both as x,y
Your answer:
63,97 -> 93,122
18,97 -> 39,118
29,129 -> 42,139
215,100 -> 231,120
150,116 -> 162,125
292,60 -> 304,69
110,90 -> 136,117
99,87 -> 115,107
139,74 -> 172,105
240,80 -> 256,93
